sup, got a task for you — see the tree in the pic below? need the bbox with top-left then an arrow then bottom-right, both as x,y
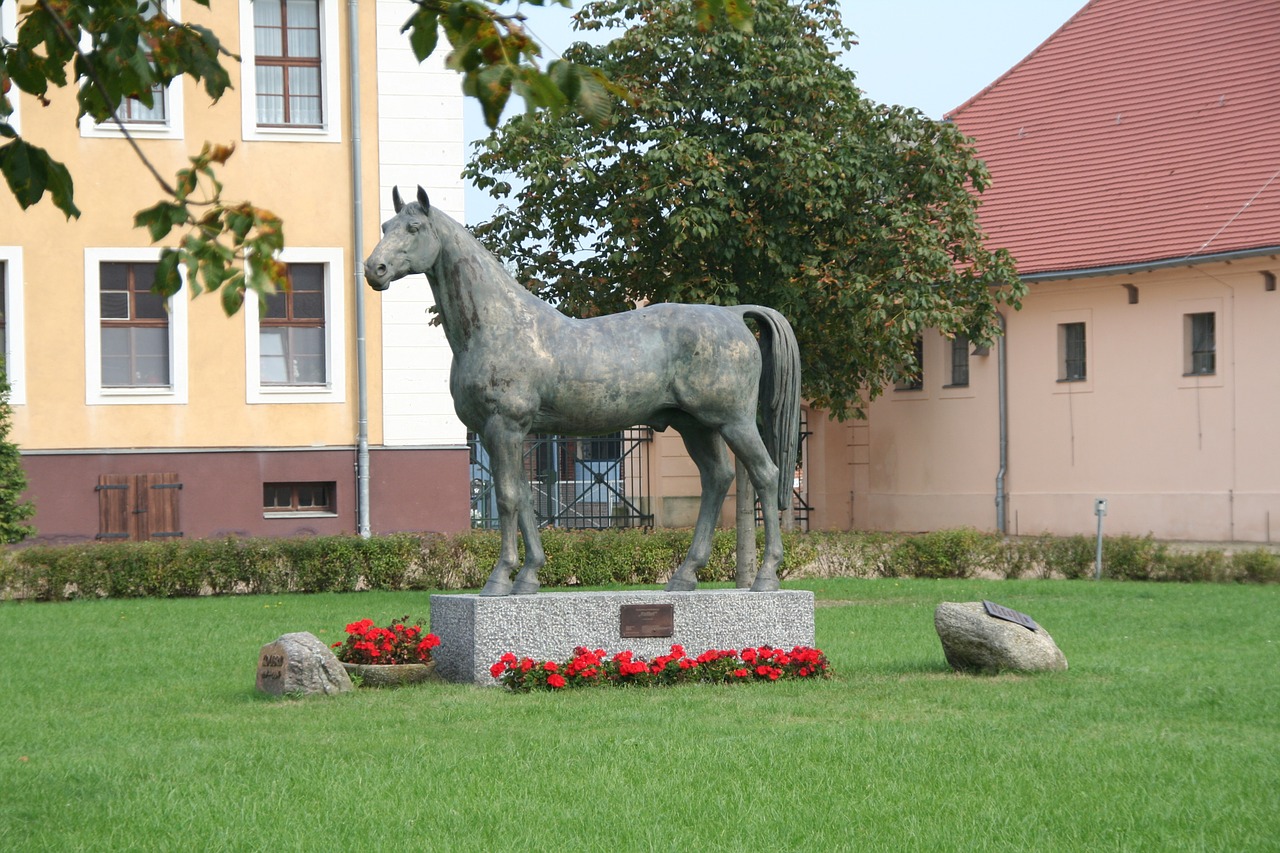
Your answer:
0,0 -> 749,313
0,359 -> 34,543
465,0 -> 1025,419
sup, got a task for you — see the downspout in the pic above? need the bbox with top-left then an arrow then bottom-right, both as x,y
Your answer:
995,311 -> 1009,535
348,0 -> 371,537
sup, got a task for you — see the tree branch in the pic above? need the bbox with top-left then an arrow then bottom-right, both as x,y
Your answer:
37,0 -> 178,198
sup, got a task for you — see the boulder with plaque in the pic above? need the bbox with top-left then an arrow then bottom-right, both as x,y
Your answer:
934,600 -> 1067,673
255,631 -> 353,696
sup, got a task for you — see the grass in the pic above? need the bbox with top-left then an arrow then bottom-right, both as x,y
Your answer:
2,578 -> 1277,851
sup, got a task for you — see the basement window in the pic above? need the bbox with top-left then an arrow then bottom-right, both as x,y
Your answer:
264,482 -> 336,516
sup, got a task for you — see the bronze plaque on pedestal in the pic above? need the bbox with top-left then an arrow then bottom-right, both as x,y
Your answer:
620,603 -> 675,638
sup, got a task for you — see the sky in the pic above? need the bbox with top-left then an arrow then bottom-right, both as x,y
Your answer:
462,0 -> 1088,224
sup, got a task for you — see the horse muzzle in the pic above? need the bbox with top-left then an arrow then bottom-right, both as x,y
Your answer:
363,259 -> 392,291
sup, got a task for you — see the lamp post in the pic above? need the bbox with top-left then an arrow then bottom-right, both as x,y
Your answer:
1094,498 -> 1108,580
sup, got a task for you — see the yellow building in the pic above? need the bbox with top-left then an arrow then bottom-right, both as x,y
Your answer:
2,0 -> 471,541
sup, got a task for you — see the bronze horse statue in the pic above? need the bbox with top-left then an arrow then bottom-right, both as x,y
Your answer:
364,187 -> 800,596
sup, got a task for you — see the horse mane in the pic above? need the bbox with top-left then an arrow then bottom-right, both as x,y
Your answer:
422,202 -> 529,291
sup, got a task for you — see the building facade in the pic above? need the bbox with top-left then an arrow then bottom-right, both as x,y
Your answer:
850,0 -> 1280,542
2,0 -> 471,542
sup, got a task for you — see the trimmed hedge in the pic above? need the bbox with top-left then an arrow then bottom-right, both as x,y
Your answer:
1,528 -> 1277,601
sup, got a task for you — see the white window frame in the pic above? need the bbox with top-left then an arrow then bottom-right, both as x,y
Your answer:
243,247 -> 346,404
84,248 -> 189,405
78,0 -> 186,141
1177,297 -> 1225,390
0,247 -> 27,406
892,334 -> 928,399
238,0 -> 342,143
1052,308 -> 1093,394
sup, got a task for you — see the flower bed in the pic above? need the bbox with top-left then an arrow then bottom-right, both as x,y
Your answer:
490,644 -> 830,691
330,616 -> 440,665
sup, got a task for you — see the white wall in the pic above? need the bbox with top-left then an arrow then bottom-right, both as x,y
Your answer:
375,1 -> 466,447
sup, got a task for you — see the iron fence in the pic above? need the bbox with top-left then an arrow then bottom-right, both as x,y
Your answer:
469,428 -> 654,529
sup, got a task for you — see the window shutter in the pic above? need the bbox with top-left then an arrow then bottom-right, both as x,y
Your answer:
141,473 -> 183,539
96,473 -> 183,540
96,475 -> 132,540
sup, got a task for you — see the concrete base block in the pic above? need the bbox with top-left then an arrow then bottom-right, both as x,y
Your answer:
430,589 -> 816,686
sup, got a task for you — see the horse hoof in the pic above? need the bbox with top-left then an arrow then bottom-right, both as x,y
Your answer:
749,576 -> 780,593
481,578 -> 513,597
664,576 -> 698,592
511,575 -> 541,595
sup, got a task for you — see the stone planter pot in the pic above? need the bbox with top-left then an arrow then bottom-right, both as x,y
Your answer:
341,661 -> 437,687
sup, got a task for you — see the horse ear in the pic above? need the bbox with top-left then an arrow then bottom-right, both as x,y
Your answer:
417,186 -> 430,212
392,186 -> 404,214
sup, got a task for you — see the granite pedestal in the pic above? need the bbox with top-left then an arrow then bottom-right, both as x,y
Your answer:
431,589 -> 816,685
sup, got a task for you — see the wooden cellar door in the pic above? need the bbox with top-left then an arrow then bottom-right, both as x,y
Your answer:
96,473 -> 184,541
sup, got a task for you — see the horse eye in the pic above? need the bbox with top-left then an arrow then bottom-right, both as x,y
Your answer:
406,223 -> 419,234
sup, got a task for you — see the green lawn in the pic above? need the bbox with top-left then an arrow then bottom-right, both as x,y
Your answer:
2,578 -> 1277,851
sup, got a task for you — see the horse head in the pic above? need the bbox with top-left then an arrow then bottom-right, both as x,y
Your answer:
364,185 -> 441,291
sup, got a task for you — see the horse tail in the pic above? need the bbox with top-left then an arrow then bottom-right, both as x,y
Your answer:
732,306 -> 802,511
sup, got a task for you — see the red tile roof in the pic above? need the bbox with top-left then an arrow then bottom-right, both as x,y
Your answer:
948,0 -> 1280,277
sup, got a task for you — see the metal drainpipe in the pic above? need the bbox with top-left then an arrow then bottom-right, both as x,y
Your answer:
995,311 -> 1009,535
348,0 -> 371,537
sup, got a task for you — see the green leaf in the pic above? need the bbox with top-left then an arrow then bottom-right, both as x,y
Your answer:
43,157 -> 81,219
134,201 -> 187,242
473,65 -> 513,129
573,68 -> 612,125
402,8 -> 440,61
0,137 -> 78,217
220,280 -> 245,315
154,250 -> 184,298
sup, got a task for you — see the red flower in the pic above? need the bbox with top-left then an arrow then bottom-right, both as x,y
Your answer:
543,661 -> 558,672
489,662 -> 507,679
547,674 -> 566,689
732,668 -> 749,678
500,652 -> 517,664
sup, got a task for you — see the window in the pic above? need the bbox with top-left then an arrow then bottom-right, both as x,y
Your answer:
948,335 -> 970,387
239,0 -> 340,142
0,262 -> 7,367
243,247 -> 345,403
0,248 -> 25,405
100,261 -> 170,387
894,337 -> 924,391
85,248 -> 188,405
253,0 -> 322,126
1185,312 -> 1216,376
79,1 -> 184,139
264,481 -> 335,515
116,88 -> 167,124
1058,322 -> 1087,382
260,263 -> 326,385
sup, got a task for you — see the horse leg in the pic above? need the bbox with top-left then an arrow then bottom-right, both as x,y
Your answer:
479,424 -> 543,596
665,419 -> 735,592
720,421 -> 784,592
509,493 -> 546,595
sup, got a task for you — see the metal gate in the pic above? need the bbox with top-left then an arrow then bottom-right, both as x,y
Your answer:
757,408 -> 813,531
469,428 -> 654,530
